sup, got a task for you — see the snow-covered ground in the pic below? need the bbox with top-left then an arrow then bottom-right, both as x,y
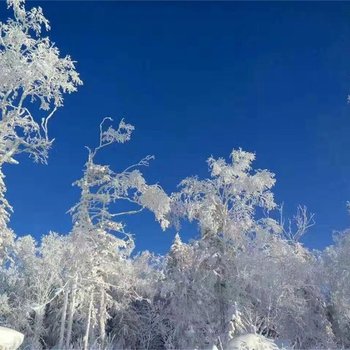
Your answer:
225,334 -> 279,350
0,327 -> 24,350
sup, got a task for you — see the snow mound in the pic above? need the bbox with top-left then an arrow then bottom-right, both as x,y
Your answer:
274,338 -> 292,349
204,346 -> 219,350
0,327 -> 24,350
225,334 -> 279,350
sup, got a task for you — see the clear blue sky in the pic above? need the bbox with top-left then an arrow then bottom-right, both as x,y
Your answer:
2,1 -> 350,254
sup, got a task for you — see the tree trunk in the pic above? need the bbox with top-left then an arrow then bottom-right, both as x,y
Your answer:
66,276 -> 78,348
217,276 -> 226,332
0,167 -> 14,265
84,291 -> 94,350
58,289 -> 69,349
215,238 -> 227,335
99,286 -> 106,348
33,308 -> 44,349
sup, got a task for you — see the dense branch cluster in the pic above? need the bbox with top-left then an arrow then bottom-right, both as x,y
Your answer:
0,1 -> 349,349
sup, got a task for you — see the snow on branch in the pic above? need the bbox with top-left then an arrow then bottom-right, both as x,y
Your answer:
0,0 -> 81,264
279,204 -> 315,242
91,117 -> 135,157
70,118 -> 170,241
171,148 -> 276,239
0,0 -> 82,167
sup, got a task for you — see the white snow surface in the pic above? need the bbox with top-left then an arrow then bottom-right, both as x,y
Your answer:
0,327 -> 24,350
225,334 -> 279,350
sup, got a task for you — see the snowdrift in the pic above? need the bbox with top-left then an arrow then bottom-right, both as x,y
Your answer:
0,327 -> 24,350
225,334 -> 279,350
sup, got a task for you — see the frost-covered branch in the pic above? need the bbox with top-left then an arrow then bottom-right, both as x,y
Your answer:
91,117 -> 135,157
171,148 -> 276,239
70,118 -> 170,239
279,204 -> 315,242
0,0 -> 81,264
0,0 -> 82,167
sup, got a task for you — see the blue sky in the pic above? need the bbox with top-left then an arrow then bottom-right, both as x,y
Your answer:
2,1 -> 350,254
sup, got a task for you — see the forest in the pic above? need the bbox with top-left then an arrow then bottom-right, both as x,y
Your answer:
0,1 -> 349,349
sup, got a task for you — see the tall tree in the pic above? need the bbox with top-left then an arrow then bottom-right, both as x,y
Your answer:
59,118 -> 170,349
0,0 -> 82,262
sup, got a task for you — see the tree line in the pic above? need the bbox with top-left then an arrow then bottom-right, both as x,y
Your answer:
0,1 -> 349,349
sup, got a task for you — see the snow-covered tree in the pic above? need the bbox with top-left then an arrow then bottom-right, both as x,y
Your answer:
171,149 -> 277,240
0,232 -> 69,348
165,150 -> 278,345
0,1 -> 346,348
323,229 -> 350,348
0,0 -> 82,262
55,118 -> 170,349
160,149 -> 334,349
